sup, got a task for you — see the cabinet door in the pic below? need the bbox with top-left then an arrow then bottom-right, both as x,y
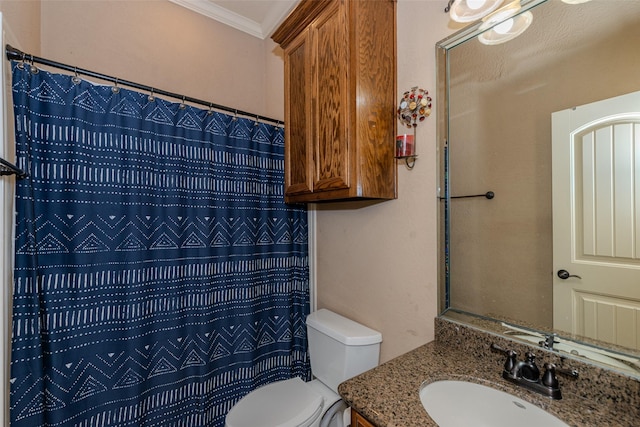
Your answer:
283,29 -> 313,196
312,0 -> 350,193
351,409 -> 376,427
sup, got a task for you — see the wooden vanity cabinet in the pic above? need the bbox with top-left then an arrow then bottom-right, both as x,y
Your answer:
272,0 -> 397,203
351,409 -> 376,427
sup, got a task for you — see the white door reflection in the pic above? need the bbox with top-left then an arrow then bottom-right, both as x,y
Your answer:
552,90 -> 640,349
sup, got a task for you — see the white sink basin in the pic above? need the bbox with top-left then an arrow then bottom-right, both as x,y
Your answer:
420,380 -> 569,427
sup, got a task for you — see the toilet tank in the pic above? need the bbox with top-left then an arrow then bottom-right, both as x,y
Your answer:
306,309 -> 382,393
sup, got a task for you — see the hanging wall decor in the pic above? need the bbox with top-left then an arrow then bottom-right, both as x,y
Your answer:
396,86 -> 432,169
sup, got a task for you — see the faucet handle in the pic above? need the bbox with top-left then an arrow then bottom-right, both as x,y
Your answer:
542,363 -> 559,388
556,366 -> 579,379
504,349 -> 517,372
490,343 -> 510,355
543,363 -> 579,387
490,343 -> 518,373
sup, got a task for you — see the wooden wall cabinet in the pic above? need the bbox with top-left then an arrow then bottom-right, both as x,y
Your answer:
272,0 -> 397,203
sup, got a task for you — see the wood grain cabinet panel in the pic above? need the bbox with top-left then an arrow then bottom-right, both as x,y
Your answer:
284,30 -> 312,195
273,0 -> 397,203
351,409 -> 376,427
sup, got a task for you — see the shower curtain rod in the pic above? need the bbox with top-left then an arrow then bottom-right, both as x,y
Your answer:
0,157 -> 27,179
5,44 -> 283,126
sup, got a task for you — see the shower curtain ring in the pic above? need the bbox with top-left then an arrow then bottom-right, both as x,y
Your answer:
72,66 -> 81,84
232,110 -> 238,121
207,103 -> 213,115
29,55 -> 39,74
179,96 -> 186,110
17,52 -> 26,70
148,88 -> 155,102
112,78 -> 120,94
254,115 -> 260,126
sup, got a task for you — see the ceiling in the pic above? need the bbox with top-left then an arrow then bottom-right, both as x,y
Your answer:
168,0 -> 300,39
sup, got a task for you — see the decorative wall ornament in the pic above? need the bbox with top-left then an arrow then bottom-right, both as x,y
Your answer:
398,86 -> 432,128
396,86 -> 432,169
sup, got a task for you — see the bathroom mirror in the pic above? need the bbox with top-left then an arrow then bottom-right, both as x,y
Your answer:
437,0 -> 640,376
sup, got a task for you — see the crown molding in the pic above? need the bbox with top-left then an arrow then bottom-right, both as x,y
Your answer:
168,0 -> 298,40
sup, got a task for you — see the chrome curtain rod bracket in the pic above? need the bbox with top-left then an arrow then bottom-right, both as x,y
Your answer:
0,157 -> 27,179
439,191 -> 494,200
4,44 -> 283,127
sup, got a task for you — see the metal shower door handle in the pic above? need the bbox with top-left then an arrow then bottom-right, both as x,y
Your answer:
557,269 -> 581,280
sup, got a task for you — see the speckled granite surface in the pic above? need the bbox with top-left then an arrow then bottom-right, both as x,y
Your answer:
338,317 -> 640,426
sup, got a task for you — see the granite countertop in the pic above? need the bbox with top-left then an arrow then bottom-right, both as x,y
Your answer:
338,340 -> 639,427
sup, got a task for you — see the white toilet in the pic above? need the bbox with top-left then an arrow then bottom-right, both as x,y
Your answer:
225,309 -> 382,427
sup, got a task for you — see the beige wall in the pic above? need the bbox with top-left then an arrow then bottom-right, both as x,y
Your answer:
316,1 -> 454,363
0,0 -> 40,53
0,0 -> 459,367
35,0 -> 283,121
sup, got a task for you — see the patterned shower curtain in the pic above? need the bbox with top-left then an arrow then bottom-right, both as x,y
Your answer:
9,62 -> 310,427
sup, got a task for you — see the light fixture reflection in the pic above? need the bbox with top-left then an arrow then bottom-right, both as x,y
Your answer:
448,0 -> 504,23
477,0 -> 533,45
478,11 -> 532,45
493,18 -> 514,34
561,0 -> 591,4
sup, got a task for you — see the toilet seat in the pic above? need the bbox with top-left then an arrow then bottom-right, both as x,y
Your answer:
225,377 -> 324,427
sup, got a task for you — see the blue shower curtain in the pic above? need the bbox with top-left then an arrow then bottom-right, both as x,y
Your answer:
9,62 -> 310,427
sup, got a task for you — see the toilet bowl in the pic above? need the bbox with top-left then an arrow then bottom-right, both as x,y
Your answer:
224,309 -> 382,427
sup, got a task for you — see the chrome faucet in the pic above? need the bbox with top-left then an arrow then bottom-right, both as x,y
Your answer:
490,343 -> 578,400
539,333 -> 558,350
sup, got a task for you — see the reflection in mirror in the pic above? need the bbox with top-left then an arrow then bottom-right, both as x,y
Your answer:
437,0 -> 640,376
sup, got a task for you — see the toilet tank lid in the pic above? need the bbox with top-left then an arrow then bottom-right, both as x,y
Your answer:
306,309 -> 382,346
